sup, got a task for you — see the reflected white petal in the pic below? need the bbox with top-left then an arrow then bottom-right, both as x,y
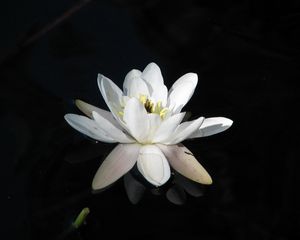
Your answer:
158,144 -> 212,185
64,114 -> 115,143
92,144 -> 141,190
137,145 -> 171,186
189,117 -> 233,138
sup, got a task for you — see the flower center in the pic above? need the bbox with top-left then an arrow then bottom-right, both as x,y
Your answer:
139,95 -> 168,119
118,95 -> 169,119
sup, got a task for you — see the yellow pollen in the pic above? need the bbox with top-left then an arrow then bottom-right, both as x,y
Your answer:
159,108 -> 168,119
138,95 -> 168,119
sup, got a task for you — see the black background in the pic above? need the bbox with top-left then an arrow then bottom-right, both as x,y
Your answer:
1,0 -> 299,239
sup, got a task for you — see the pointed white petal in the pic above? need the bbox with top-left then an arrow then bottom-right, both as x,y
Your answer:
92,111 -> 135,143
158,144 -> 212,185
167,73 -> 198,113
189,117 -> 233,138
92,144 -> 141,190
152,112 -> 186,143
123,69 -> 148,97
97,74 -> 123,115
126,77 -> 150,98
75,99 -> 122,128
123,98 -> 149,143
64,114 -> 116,143
165,117 -> 204,144
137,145 -> 171,186
142,62 -> 168,105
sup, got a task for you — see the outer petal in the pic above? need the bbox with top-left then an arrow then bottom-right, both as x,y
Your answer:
142,62 -> 168,106
188,117 -> 233,138
92,111 -> 135,143
64,114 -> 115,143
123,98 -> 149,143
152,112 -> 186,143
167,73 -> 198,113
164,117 -> 204,145
97,74 -> 123,116
158,144 -> 212,185
75,99 -> 122,128
92,143 -> 141,190
137,145 -> 171,186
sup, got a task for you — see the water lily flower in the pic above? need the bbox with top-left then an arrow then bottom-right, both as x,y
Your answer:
64,63 -> 233,190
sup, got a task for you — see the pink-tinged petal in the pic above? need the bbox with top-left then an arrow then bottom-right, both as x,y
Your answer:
158,144 -> 212,185
92,143 -> 141,190
92,111 -> 135,143
167,73 -> 198,113
152,112 -> 186,143
64,114 -> 115,143
142,63 -> 168,106
123,98 -> 149,143
189,117 -> 233,138
137,145 -> 171,186
164,117 -> 204,145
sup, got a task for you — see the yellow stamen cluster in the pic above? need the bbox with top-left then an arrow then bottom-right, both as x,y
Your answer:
118,95 -> 168,119
139,95 -> 168,119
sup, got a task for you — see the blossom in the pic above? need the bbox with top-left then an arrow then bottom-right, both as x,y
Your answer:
64,63 -> 233,190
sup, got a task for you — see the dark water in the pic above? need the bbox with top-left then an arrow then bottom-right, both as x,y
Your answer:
1,0 -> 299,239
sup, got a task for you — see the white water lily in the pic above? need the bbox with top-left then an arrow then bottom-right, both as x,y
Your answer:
64,63 -> 233,190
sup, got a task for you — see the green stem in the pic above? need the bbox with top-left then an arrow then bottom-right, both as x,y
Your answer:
72,207 -> 90,229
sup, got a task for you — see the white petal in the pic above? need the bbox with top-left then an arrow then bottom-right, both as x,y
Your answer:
92,111 -> 135,143
167,73 -> 198,113
126,77 -> 150,98
142,62 -> 168,105
75,99 -> 122,127
92,143 -> 141,190
123,69 -> 149,98
189,117 -> 233,138
97,74 -> 123,115
152,112 -> 186,143
165,117 -> 204,145
158,144 -> 212,185
146,113 -> 162,142
137,145 -> 171,186
64,114 -> 115,143
123,98 -> 149,143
